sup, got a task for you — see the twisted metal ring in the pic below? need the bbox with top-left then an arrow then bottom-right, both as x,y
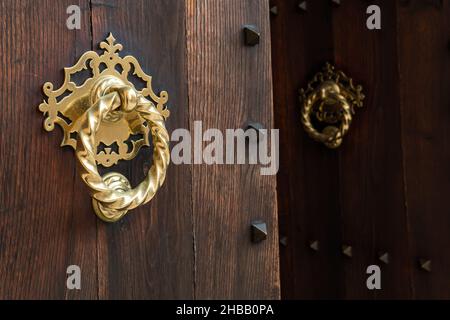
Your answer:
301,81 -> 353,149
76,76 -> 170,222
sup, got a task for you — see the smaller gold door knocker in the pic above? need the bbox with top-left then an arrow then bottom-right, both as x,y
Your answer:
299,63 -> 364,149
39,34 -> 170,222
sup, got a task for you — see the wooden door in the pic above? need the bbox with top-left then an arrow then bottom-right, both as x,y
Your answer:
0,0 -> 279,299
272,0 -> 450,299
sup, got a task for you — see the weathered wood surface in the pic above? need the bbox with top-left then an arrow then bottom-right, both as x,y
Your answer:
0,0 -> 279,299
187,0 -> 280,299
272,0 -> 450,299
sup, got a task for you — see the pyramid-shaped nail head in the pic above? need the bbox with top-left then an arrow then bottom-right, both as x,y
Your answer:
420,259 -> 431,272
298,1 -> 307,11
251,221 -> 267,243
243,25 -> 260,46
270,6 -> 278,16
309,240 -> 319,251
379,252 -> 389,264
342,245 -> 353,258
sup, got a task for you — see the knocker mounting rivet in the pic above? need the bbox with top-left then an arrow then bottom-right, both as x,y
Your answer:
299,63 -> 364,149
38,33 -> 170,222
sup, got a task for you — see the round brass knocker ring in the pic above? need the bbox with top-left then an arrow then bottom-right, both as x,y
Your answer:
301,81 -> 353,149
299,63 -> 364,149
76,76 -> 170,222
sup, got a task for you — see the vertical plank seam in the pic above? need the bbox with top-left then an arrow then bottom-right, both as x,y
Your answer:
65,0 -> 94,299
89,0 -> 94,51
87,0 -> 101,300
184,0 -> 197,300
263,0 -> 281,300
64,14 -> 80,301
331,6 -> 345,299
394,1 -> 414,299
274,0 -> 290,299
65,157 -> 78,299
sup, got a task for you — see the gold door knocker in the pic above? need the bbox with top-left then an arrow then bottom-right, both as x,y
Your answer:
39,34 -> 170,222
299,63 -> 364,148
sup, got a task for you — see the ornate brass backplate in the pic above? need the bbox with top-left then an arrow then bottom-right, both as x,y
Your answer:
39,34 -> 170,222
299,63 -> 364,149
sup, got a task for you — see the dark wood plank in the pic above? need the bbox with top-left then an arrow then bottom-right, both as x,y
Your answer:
272,0 -> 421,299
90,0 -> 194,299
397,1 -> 450,299
332,0 -> 412,299
0,0 -> 97,299
187,0 -> 280,299
270,0 -> 344,299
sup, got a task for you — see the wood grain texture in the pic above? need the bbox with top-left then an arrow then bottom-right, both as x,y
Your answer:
270,0 -> 343,299
186,0 -> 280,299
0,0 -> 194,299
398,0 -> 450,299
333,0 -> 411,299
273,0 -> 450,299
0,0 -> 97,299
0,0 -> 279,299
90,0 -> 194,299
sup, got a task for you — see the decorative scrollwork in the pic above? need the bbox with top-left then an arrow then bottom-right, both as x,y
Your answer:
38,34 -> 170,222
39,33 -> 169,167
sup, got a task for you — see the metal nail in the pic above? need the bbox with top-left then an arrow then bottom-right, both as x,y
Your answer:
309,240 -> 319,252
419,259 -> 431,272
342,245 -> 353,258
378,252 -> 389,265
298,1 -> 307,11
270,6 -> 278,16
245,121 -> 265,142
251,221 -> 267,243
243,25 -> 260,46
